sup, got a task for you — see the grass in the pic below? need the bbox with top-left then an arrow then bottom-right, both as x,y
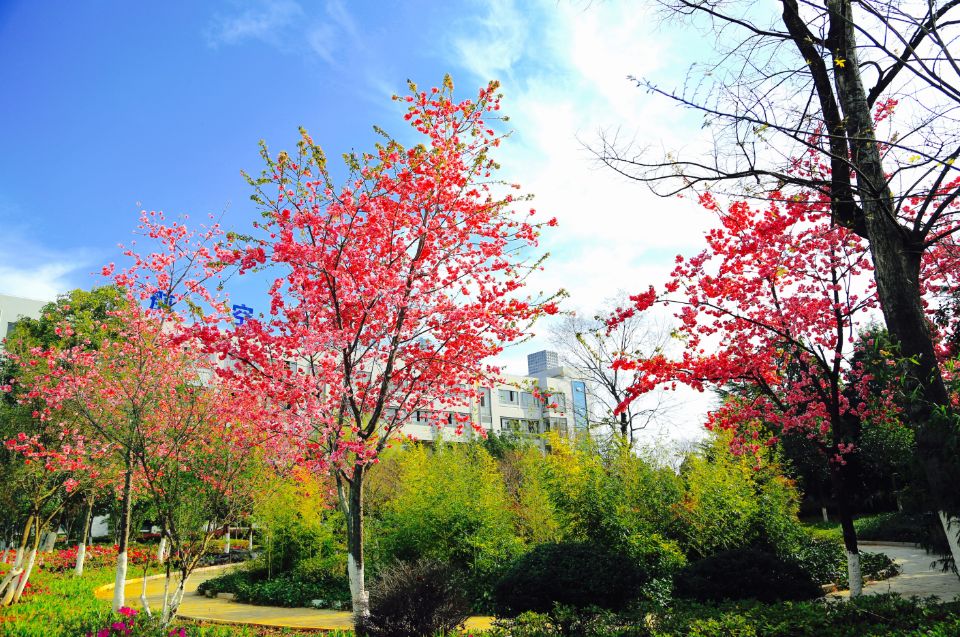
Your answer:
0,562 -> 329,637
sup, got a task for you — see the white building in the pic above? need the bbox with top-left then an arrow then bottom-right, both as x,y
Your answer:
0,294 -> 48,347
400,350 -> 589,443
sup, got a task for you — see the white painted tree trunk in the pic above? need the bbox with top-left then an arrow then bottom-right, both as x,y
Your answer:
821,507 -> 829,523
938,511 -> 960,573
167,574 -> 188,621
845,550 -> 863,597
0,568 -> 22,604
140,569 -> 152,616
74,543 -> 87,577
160,569 -> 173,625
223,528 -> 231,554
157,536 -> 167,563
112,550 -> 128,612
42,530 -> 58,552
347,554 -> 369,620
11,548 -> 36,603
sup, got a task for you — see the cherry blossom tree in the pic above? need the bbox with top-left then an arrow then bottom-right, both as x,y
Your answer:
203,77 -> 558,621
611,189 -> 895,596
11,213 -> 234,612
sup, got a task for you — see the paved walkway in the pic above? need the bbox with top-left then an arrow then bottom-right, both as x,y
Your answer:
95,566 -> 495,632
831,543 -> 960,601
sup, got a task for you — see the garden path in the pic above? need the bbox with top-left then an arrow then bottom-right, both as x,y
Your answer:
830,542 -> 960,601
94,566 -> 496,631
95,542 -> 960,631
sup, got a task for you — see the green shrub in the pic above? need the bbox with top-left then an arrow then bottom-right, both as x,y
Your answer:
787,536 -> 846,584
488,596 -> 960,637
673,548 -> 822,603
653,595 -> 960,637
371,443 -> 523,610
196,568 -> 350,608
493,542 -> 648,616
855,512 -> 926,543
359,559 -> 471,637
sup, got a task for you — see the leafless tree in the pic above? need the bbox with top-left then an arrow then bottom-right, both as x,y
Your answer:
549,294 -> 676,444
594,0 -> 960,552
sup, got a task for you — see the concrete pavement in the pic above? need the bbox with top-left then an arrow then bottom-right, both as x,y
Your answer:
830,543 -> 960,601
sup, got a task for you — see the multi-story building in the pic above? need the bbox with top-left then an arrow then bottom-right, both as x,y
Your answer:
0,294 -> 48,347
401,349 -> 589,443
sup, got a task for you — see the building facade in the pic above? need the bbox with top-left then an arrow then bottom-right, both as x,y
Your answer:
400,350 -> 588,443
0,294 -> 48,347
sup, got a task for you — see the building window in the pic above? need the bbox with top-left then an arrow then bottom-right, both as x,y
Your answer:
520,392 -> 538,409
498,389 -> 518,405
500,417 -> 540,435
479,388 -> 492,423
549,417 -> 568,436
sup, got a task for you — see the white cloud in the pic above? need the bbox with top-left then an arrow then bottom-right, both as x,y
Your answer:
449,0 -> 719,437
206,0 -> 366,66
206,0 -> 303,48
0,232 -> 89,300
0,262 -> 76,301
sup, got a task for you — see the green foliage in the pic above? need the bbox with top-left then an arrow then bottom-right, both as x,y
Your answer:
197,567 -> 350,608
359,559 -> 471,637
855,512 -> 927,543
487,596 -> 960,637
673,548 -> 823,603
251,468 -> 346,580
538,436 -> 686,568
675,433 -> 804,561
371,443 -> 522,607
493,542 -> 649,616
803,511 -> 931,545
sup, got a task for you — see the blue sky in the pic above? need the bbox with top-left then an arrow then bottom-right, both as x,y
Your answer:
1,0 -> 717,439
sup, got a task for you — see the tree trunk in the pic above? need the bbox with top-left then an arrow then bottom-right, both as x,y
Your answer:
821,0 -> 959,540
11,515 -> 33,571
75,494 -> 94,577
831,466 -> 863,597
11,519 -> 41,604
939,512 -> 960,572
166,568 -> 189,622
223,526 -> 231,554
0,568 -> 23,604
113,465 -> 134,612
139,562 -> 152,616
342,472 -> 369,627
42,530 -> 58,552
821,507 -> 829,523
157,535 -> 167,563
160,559 -> 173,624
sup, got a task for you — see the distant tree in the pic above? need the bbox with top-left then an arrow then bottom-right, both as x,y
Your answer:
549,295 -> 675,442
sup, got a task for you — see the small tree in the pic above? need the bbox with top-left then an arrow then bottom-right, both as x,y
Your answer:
15,213 -> 231,611
611,190 -> 896,595
549,294 -> 675,442
204,77 -> 557,623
